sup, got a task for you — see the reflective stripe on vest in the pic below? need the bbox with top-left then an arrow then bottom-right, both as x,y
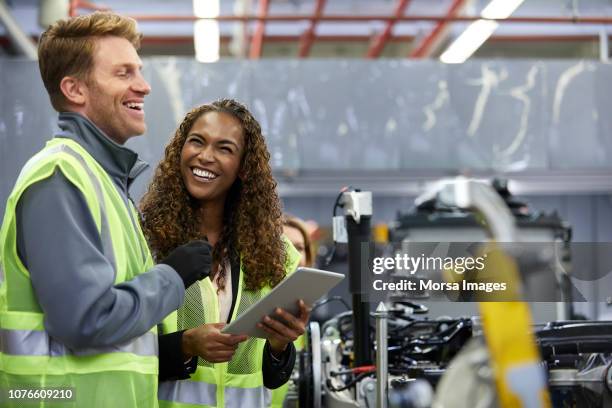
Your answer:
159,380 -> 217,406
158,381 -> 271,407
0,329 -> 157,357
225,385 -> 271,407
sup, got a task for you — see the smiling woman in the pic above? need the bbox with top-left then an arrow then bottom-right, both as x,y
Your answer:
140,99 -> 310,408
140,100 -> 289,291
180,111 -> 244,210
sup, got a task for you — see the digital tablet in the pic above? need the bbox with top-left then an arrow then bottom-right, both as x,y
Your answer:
222,267 -> 344,338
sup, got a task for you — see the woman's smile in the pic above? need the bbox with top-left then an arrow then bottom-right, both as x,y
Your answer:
191,167 -> 219,182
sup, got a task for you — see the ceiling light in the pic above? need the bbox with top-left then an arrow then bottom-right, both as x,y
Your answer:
439,20 -> 498,64
194,19 -> 220,63
193,0 -> 220,19
481,0 -> 525,19
193,0 -> 220,63
439,0 -> 525,64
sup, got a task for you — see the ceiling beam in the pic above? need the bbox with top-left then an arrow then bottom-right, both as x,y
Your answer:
107,33 -> 600,47
69,0 -> 78,17
409,0 -> 468,58
120,14 -> 612,24
0,1 -> 37,59
69,0 -> 108,17
366,0 -> 411,59
248,0 -> 269,59
298,0 -> 326,58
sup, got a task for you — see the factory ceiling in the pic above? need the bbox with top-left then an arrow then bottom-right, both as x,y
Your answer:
1,0 -> 611,59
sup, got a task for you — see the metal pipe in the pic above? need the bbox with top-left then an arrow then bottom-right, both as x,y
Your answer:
0,1 -> 37,59
68,0 -> 79,17
69,0 -> 107,17
375,302 -> 388,408
298,0 -> 326,58
366,0 -> 411,59
248,0 -> 269,59
121,14 -> 612,24
409,0 -> 468,58
115,33 -> 606,46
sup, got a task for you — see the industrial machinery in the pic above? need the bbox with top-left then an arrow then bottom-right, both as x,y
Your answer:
300,306 -> 474,407
388,178 -> 573,315
298,178 -> 612,408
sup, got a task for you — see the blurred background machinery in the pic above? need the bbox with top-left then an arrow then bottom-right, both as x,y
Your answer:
298,179 -> 612,408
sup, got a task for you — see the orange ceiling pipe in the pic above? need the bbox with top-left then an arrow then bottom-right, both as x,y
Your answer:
70,0 -> 108,17
69,0 -> 78,17
366,0 -> 412,59
298,0 -> 327,58
249,0 -> 270,59
409,0 -> 468,58
2,33 -> 601,48
121,14 -> 612,24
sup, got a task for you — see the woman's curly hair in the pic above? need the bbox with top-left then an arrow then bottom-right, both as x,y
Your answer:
140,99 -> 287,291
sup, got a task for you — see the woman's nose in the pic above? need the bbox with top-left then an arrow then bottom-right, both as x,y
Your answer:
198,146 -> 215,162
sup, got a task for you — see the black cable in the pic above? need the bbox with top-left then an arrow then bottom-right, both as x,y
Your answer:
332,186 -> 352,217
312,296 -> 351,312
322,246 -> 336,267
327,368 -> 406,393
326,371 -> 374,392
324,186 -> 355,266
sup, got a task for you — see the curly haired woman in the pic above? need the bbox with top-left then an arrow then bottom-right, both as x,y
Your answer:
141,99 -> 310,408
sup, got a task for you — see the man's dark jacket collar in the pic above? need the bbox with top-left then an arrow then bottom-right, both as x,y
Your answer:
55,112 -> 148,188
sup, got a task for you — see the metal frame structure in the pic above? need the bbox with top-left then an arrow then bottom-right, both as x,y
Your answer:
298,0 -> 326,58
92,14 -> 612,25
5,0 -> 612,59
365,0 -> 412,59
409,0 -> 468,58
248,0 -> 269,59
69,0 -> 107,17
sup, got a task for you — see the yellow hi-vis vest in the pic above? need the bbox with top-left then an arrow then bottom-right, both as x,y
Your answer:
0,138 -> 158,407
159,242 -> 300,408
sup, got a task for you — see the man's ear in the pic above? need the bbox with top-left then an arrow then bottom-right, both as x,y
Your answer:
59,76 -> 87,106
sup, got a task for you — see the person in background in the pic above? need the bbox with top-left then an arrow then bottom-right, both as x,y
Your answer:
282,215 -> 315,268
0,12 -> 211,408
140,98 -> 311,407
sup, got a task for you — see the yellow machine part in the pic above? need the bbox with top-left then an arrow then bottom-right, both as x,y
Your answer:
478,245 -> 551,408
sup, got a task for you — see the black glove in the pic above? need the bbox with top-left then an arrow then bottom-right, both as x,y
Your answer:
161,240 -> 212,289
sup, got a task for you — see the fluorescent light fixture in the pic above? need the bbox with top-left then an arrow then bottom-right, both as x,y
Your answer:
193,0 -> 220,19
194,19 -> 220,63
439,0 -> 525,64
440,20 -> 498,64
193,0 -> 220,63
481,0 -> 525,19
